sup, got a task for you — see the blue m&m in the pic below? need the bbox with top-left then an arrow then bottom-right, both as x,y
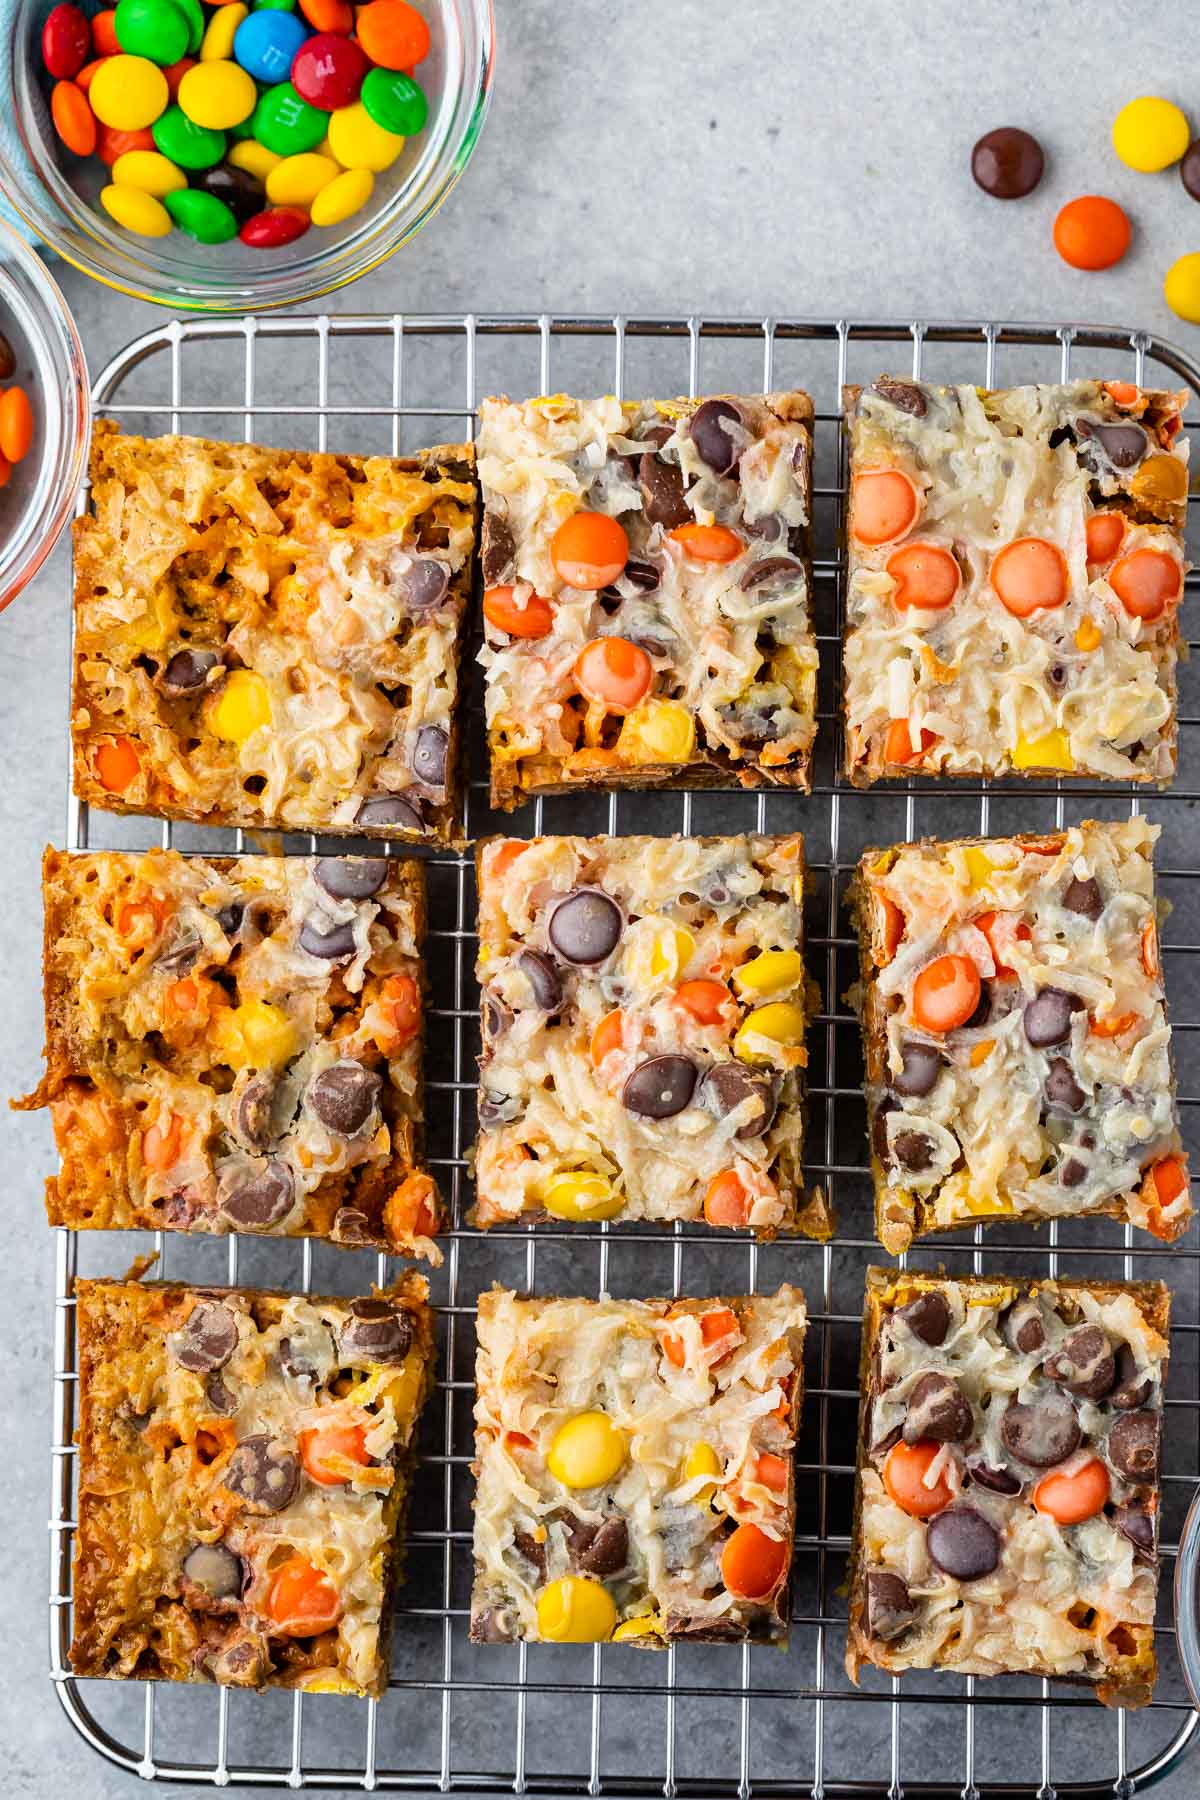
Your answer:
233,9 -> 308,85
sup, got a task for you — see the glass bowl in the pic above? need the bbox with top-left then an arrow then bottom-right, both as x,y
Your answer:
0,216 -> 89,615
0,0 -> 494,312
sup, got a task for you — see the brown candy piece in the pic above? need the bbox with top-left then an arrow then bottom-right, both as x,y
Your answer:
895,1290 -> 950,1346
1107,1410 -> 1160,1483
1043,1325 -> 1116,1400
902,1372 -> 973,1445
971,127 -> 1045,200
1001,1392 -> 1081,1468
866,1569 -> 914,1641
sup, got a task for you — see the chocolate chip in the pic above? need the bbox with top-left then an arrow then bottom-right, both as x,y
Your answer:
622,1054 -> 697,1120
481,514 -> 515,586
1044,1325 -> 1115,1400
622,557 -> 661,592
308,1061 -> 382,1136
477,1088 -> 522,1126
1114,1501 -> 1157,1563
471,1606 -> 512,1643
205,1372 -> 236,1414
893,1130 -> 935,1173
902,1372 -> 973,1444
412,725 -> 449,789
1001,1392 -> 1081,1467
1111,1343 -> 1153,1411
172,1301 -> 238,1373
331,1207 -> 376,1245
896,1291 -> 950,1347
156,931 -> 202,974
927,1506 -> 1001,1581
698,1062 -> 777,1137
577,1517 -> 628,1577
866,1569 -> 914,1640
1107,1410 -> 1160,1483
512,1530 -> 547,1581
232,1074 -> 276,1153
219,1161 -> 295,1231
872,1094 -> 898,1167
1024,986 -> 1082,1048
481,989 -> 513,1044
216,902 -> 244,936
1076,417 -> 1148,471
892,1041 -> 944,1099
1063,876 -> 1103,921
183,1542 -> 243,1601
741,556 -> 803,594
339,1298 -> 413,1365
1060,1156 -> 1088,1189
966,1459 -> 1023,1497
355,793 -> 425,834
638,451 -> 691,528
1045,1058 -> 1084,1113
398,558 -> 449,611
298,914 -> 358,960
315,857 -> 388,901
516,948 -> 564,1013
212,1632 -> 270,1686
162,647 -> 220,695
688,399 -> 743,476
963,983 -> 992,1031
970,127 -> 1045,200
547,889 -> 622,964
1001,1300 -> 1046,1357
1183,139 -> 1200,202
224,1435 -> 300,1513
872,378 -> 928,417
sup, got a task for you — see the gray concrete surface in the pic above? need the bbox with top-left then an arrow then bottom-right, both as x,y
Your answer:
4,0 -> 1200,1793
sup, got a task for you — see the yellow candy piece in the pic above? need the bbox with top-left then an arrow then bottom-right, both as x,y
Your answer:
178,60 -> 257,131
683,1441 -> 721,1506
612,1614 -> 663,1642
90,56 -> 168,131
200,2 -> 249,61
211,999 -> 298,1071
962,847 -> 997,890
1131,451 -> 1188,503
733,949 -> 804,998
627,921 -> 693,988
228,139 -> 282,181
1164,252 -> 1200,325
536,1577 -> 617,1644
327,102 -> 406,173
99,183 -> 171,237
111,150 -> 186,199
734,1001 -> 806,1065
124,590 -> 178,651
617,696 -> 695,764
542,1171 -> 623,1222
310,166 -> 375,227
1012,729 -> 1074,772
266,152 -> 339,208
208,668 -> 271,742
546,1412 -> 627,1489
1075,617 -> 1103,652
1112,96 -> 1190,173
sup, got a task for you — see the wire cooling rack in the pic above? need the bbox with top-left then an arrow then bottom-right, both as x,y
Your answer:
48,314 -> 1200,1797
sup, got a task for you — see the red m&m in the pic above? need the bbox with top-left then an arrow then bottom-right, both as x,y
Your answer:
238,205 -> 311,247
42,4 -> 91,80
291,32 -> 368,110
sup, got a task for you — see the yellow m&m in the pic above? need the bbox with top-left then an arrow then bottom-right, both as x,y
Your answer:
111,150 -> 186,199
90,55 -> 168,131
327,101 -> 405,172
178,60 -> 256,131
310,167 -> 375,226
266,152 -> 339,208
199,2 -> 248,62
100,184 -> 172,237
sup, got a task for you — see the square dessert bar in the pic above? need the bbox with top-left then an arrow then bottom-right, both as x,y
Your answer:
850,818 -> 1190,1252
477,390 -> 817,808
72,421 -> 476,845
843,378 -> 1189,785
17,847 -> 442,1259
470,1286 -> 807,1646
472,832 -> 832,1238
848,1268 -> 1169,1708
71,1275 -> 434,1696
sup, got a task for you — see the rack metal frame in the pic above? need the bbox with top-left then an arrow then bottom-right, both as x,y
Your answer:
46,313 -> 1200,1796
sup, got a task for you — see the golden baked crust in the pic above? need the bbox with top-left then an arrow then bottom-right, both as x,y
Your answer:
71,1275 -> 434,1697
16,847 -> 442,1259
846,1267 -> 1169,1709
477,392 -> 816,809
71,420 -> 476,845
848,820 -> 1189,1251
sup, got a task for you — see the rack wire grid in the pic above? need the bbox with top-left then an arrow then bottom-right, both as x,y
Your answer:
47,313 -> 1200,1798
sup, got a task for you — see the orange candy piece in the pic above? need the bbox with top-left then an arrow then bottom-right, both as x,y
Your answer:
1085,511 -> 1127,569
661,1305 -> 740,1369
1108,547 -> 1181,621
877,894 -> 905,965
551,510 -> 629,589
96,124 -> 155,166
1054,195 -> 1131,271
883,718 -> 936,766
94,735 -> 140,793
355,0 -> 431,67
483,583 -> 555,639
0,388 -> 34,464
485,839 -> 529,884
1033,1458 -> 1110,1525
721,1522 -> 788,1600
265,1557 -> 342,1634
851,468 -> 920,546
1149,1154 -> 1188,1212
299,1420 -> 370,1486
912,954 -> 982,1033
703,1168 -> 754,1228
883,1438 -> 955,1518
990,536 -> 1068,616
886,541 -> 960,610
142,1111 -> 186,1173
51,79 -> 97,156
674,978 -> 734,1026
589,1008 -> 625,1068
0,457 -> 12,490
299,0 -> 354,31
754,1452 -> 790,1494
667,521 -> 744,563
376,973 -> 421,1052
976,909 -> 1031,977
91,9 -> 120,54
1104,381 -> 1141,409
574,636 -> 652,711
164,57 -> 195,98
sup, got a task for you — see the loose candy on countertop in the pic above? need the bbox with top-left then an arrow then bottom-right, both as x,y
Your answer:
89,53 -> 169,129
100,183 -> 173,236
252,80 -> 328,153
178,58 -> 256,129
970,126 -> 1044,199
51,79 -> 98,156
1112,95 -> 1190,173
42,4 -> 91,80
327,98 -> 404,170
355,0 -> 430,70
1053,194 -> 1131,271
1182,140 -> 1200,202
238,204 -> 310,246
233,8 -> 308,83
309,163 -> 372,225
113,0 -> 191,67
291,30 -> 368,108
165,185 -> 239,242
1165,253 -> 1200,323
361,65 -> 426,136
153,104 -> 227,168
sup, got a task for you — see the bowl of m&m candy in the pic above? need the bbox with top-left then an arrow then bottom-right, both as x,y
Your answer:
0,0 -> 493,310
0,215 -> 89,613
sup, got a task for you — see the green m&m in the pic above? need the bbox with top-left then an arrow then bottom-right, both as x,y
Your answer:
164,187 -> 239,244
113,0 -> 190,65
152,104 -> 227,170
360,68 -> 427,138
254,0 -> 297,9
251,82 -> 326,155
175,0 -> 207,54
